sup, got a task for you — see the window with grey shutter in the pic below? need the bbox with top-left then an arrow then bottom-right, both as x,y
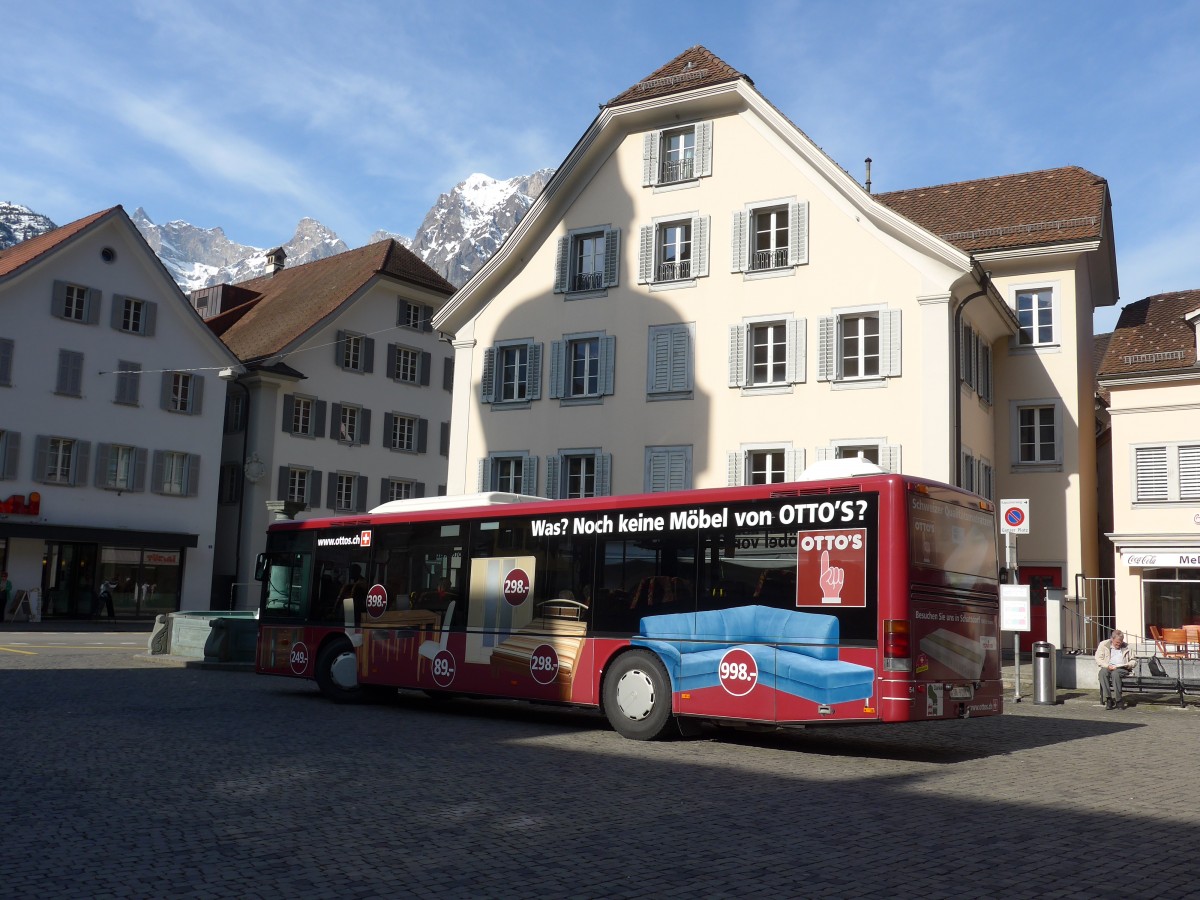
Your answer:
0,338 -> 13,386
0,430 -> 19,480
443,357 -> 454,392
648,324 -> 692,396
645,445 -> 691,493
817,316 -> 837,381
788,201 -> 809,266
880,310 -> 902,377
480,348 -> 496,402
694,121 -> 713,177
642,131 -> 661,187
603,228 -> 620,288
638,226 -> 654,283
553,236 -> 570,293
56,350 -> 84,397
691,216 -> 709,278
440,421 -> 450,457
730,210 -> 748,273
115,361 -> 140,405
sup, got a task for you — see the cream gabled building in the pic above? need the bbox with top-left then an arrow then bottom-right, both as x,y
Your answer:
434,46 -> 1118,636
1098,292 -> 1200,638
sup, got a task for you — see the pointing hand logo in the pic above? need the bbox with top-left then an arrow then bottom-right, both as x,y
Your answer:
819,550 -> 845,603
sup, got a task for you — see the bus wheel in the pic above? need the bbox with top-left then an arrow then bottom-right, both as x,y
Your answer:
315,638 -> 364,703
603,650 -> 674,740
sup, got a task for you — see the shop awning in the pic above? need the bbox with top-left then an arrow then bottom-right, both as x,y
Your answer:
0,521 -> 198,549
1120,549 -> 1200,567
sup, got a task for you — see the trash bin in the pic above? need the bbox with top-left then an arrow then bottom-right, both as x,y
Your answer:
1033,641 -> 1056,705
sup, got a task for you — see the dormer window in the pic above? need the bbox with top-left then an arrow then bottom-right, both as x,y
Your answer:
642,121 -> 713,187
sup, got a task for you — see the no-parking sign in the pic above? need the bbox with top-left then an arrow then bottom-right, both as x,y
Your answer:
1000,498 -> 1030,535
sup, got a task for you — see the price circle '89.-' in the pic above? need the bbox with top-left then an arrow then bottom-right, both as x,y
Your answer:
431,649 -> 457,687
717,647 -> 759,697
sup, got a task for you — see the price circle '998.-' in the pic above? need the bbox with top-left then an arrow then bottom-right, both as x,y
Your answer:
502,567 -> 531,606
431,649 -> 457,687
365,584 -> 388,618
529,643 -> 560,684
289,641 -> 310,675
718,647 -> 759,697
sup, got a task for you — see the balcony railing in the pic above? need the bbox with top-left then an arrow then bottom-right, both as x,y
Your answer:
572,271 -> 604,292
657,259 -> 692,282
660,156 -> 695,183
750,248 -> 788,271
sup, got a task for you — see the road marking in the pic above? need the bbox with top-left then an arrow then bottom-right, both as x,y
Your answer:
0,646 -> 37,655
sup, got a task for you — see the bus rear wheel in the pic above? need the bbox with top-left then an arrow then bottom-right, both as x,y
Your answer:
315,638 -> 366,703
603,650 -> 674,740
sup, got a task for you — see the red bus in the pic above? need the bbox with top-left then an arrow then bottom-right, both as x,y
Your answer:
253,468 -> 1001,739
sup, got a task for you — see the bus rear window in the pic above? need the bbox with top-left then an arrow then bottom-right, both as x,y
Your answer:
908,494 -> 996,583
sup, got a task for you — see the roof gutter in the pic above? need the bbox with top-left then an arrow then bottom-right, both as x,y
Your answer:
952,261 -> 999,485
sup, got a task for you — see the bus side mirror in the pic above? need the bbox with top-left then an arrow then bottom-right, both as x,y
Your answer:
254,554 -> 267,581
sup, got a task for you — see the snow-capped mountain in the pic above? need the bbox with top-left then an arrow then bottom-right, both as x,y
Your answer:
0,201 -> 57,250
3,167 -> 553,292
131,209 -> 349,292
410,169 -> 554,286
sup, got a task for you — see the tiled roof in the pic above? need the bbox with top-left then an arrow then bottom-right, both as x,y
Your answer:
1098,290 -> 1200,377
606,45 -> 747,107
211,239 -> 455,361
0,207 -> 121,279
875,167 -> 1108,254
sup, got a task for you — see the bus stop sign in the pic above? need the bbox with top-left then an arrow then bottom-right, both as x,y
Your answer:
1000,499 -> 1030,534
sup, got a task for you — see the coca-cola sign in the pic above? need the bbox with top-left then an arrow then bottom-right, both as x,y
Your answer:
1124,551 -> 1200,567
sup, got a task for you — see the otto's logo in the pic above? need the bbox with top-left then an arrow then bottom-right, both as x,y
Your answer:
360,530 -> 372,547
289,641 -> 310,674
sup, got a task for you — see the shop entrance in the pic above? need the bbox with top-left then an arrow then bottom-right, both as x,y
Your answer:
44,542 -> 100,617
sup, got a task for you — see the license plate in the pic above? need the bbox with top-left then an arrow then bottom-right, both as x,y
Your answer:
949,685 -> 974,700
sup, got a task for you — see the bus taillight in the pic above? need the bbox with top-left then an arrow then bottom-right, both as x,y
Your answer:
883,620 -> 911,672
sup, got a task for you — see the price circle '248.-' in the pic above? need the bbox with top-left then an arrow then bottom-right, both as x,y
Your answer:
502,567 -> 531,606
718,647 -> 759,697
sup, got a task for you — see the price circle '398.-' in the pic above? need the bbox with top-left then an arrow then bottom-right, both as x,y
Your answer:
431,649 -> 457,687
718,647 -> 759,697
365,584 -> 387,618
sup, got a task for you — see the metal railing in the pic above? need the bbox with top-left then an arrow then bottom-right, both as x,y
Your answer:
660,157 -> 694,183
657,260 -> 692,281
572,271 -> 604,292
750,248 -> 788,271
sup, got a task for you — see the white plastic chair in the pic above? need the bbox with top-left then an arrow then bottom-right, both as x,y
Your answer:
419,600 -> 455,664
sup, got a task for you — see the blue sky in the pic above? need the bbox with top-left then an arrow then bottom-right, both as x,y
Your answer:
6,0 -> 1200,331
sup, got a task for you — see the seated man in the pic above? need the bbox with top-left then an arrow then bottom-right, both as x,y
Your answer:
1095,629 -> 1135,710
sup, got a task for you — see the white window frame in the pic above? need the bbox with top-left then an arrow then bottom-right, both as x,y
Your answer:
390,413 -> 418,452
549,332 -> 615,403
638,214 -> 710,287
342,333 -> 364,371
554,226 -> 620,295
287,467 -> 312,506
729,316 -> 806,391
1011,282 -> 1060,349
479,453 -> 538,494
45,437 -> 76,484
154,450 -> 196,497
102,444 -> 139,491
394,345 -> 420,383
731,199 -> 809,276
334,473 -> 357,512
292,395 -> 315,436
545,449 -> 611,500
642,121 -> 712,188
816,439 -> 902,473
1010,400 -> 1063,470
817,306 -> 901,386
727,444 -> 805,486
163,371 -> 203,415
112,295 -> 156,336
385,478 -> 415,503
338,404 -> 362,444
481,340 -> 542,406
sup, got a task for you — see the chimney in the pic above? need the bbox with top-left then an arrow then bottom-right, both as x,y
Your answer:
864,158 -> 872,194
266,247 -> 287,275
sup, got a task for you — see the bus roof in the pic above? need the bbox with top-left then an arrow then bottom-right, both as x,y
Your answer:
369,491 -> 550,515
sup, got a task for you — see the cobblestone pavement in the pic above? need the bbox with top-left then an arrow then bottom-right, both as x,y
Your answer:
2,637 -> 1197,899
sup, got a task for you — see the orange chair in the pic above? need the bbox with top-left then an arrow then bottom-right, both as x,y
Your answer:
1159,627 -> 1189,659
1183,625 -> 1200,658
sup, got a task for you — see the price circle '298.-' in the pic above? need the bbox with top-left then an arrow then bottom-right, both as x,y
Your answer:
289,641 -> 310,675
529,643 -> 560,684
502,567 -> 531,606
718,647 -> 759,697
431,649 -> 457,687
